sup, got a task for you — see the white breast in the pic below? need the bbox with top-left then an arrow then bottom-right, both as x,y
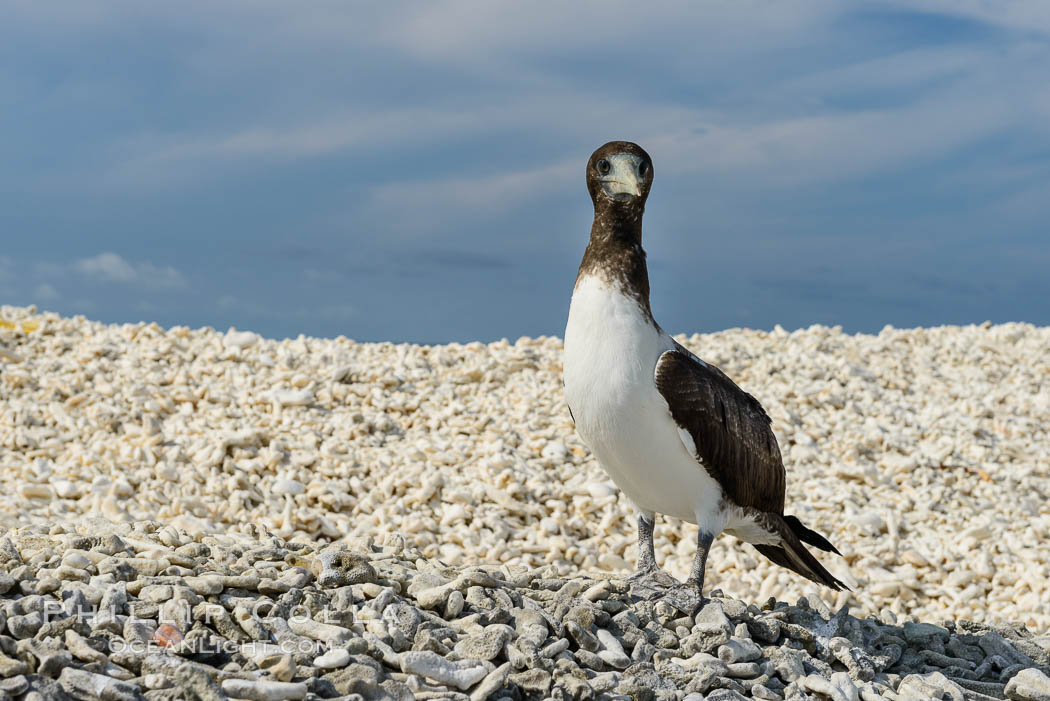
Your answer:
563,275 -> 725,529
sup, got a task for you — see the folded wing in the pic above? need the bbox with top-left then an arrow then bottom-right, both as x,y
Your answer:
655,344 -> 848,590
654,344 -> 786,513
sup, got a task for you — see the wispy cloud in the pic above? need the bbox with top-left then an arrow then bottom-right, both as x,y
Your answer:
72,253 -> 186,289
33,283 -> 60,301
16,1 -> 1046,203
884,1 -> 1050,36
650,96 -> 1012,187
108,107 -> 491,169
369,159 -> 577,223
648,47 -> 1050,188
99,93 -> 692,190
379,0 -> 840,67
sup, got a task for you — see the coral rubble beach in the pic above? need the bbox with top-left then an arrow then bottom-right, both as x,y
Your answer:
1,306 -> 1049,699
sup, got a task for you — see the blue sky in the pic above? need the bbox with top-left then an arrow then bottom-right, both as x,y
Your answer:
2,1 -> 1048,343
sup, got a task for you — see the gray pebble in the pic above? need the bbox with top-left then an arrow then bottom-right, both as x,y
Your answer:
1004,668 -> 1050,701
565,620 -> 599,652
0,674 -> 28,696
828,637 -> 876,682
469,662 -> 510,701
58,667 -> 143,701
508,668 -> 552,695
220,678 -> 308,701
64,629 -> 108,665
726,661 -> 763,679
799,673 -> 853,701
765,646 -> 808,683
323,661 -> 381,696
903,621 -> 950,645
540,638 -> 570,658
695,601 -> 733,644
953,676 -> 1009,698
6,611 -> 43,639
174,663 -> 226,701
317,552 -> 377,588
313,648 -> 351,670
747,616 -> 782,644
0,655 -> 28,678
398,651 -> 488,691
751,684 -> 783,700
706,688 -> 750,700
574,648 -> 605,671
718,637 -> 762,664
631,639 -> 656,664
453,625 -> 513,661
980,633 -> 1036,668
897,671 -> 966,701
22,673 -> 73,701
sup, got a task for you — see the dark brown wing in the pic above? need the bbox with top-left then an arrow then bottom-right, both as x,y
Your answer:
654,346 -> 786,513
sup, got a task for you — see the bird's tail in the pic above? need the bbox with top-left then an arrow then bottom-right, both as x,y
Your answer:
753,514 -> 849,591
784,514 -> 841,555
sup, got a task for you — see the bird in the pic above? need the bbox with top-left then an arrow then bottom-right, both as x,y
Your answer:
563,141 -> 847,609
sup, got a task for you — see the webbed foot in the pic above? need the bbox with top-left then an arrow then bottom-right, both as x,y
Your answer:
660,577 -> 705,615
626,567 -> 680,600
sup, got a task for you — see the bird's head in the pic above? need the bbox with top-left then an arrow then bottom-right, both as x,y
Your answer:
586,141 -> 653,208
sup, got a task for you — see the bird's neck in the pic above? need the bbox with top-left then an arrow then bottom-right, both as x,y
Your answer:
576,204 -> 654,322
591,200 -> 644,245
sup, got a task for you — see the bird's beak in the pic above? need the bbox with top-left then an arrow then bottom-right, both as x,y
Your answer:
602,178 -> 642,198
599,154 -> 644,200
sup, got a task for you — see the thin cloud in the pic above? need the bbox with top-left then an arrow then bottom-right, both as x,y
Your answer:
99,95 -> 690,188
98,106 -> 529,188
371,159 -> 577,213
21,1 -> 1046,204
33,283 -> 60,301
380,0 -> 841,66
649,65 -> 1042,187
73,253 -> 186,289
882,1 -> 1050,36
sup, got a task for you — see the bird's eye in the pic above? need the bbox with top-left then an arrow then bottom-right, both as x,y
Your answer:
597,159 -> 611,175
639,161 -> 649,176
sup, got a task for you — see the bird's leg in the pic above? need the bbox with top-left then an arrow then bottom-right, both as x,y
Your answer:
635,512 -> 658,574
626,513 -> 678,594
662,530 -> 714,614
685,530 -> 714,594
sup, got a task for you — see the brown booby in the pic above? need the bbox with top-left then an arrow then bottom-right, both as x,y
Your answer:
563,141 -> 847,608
